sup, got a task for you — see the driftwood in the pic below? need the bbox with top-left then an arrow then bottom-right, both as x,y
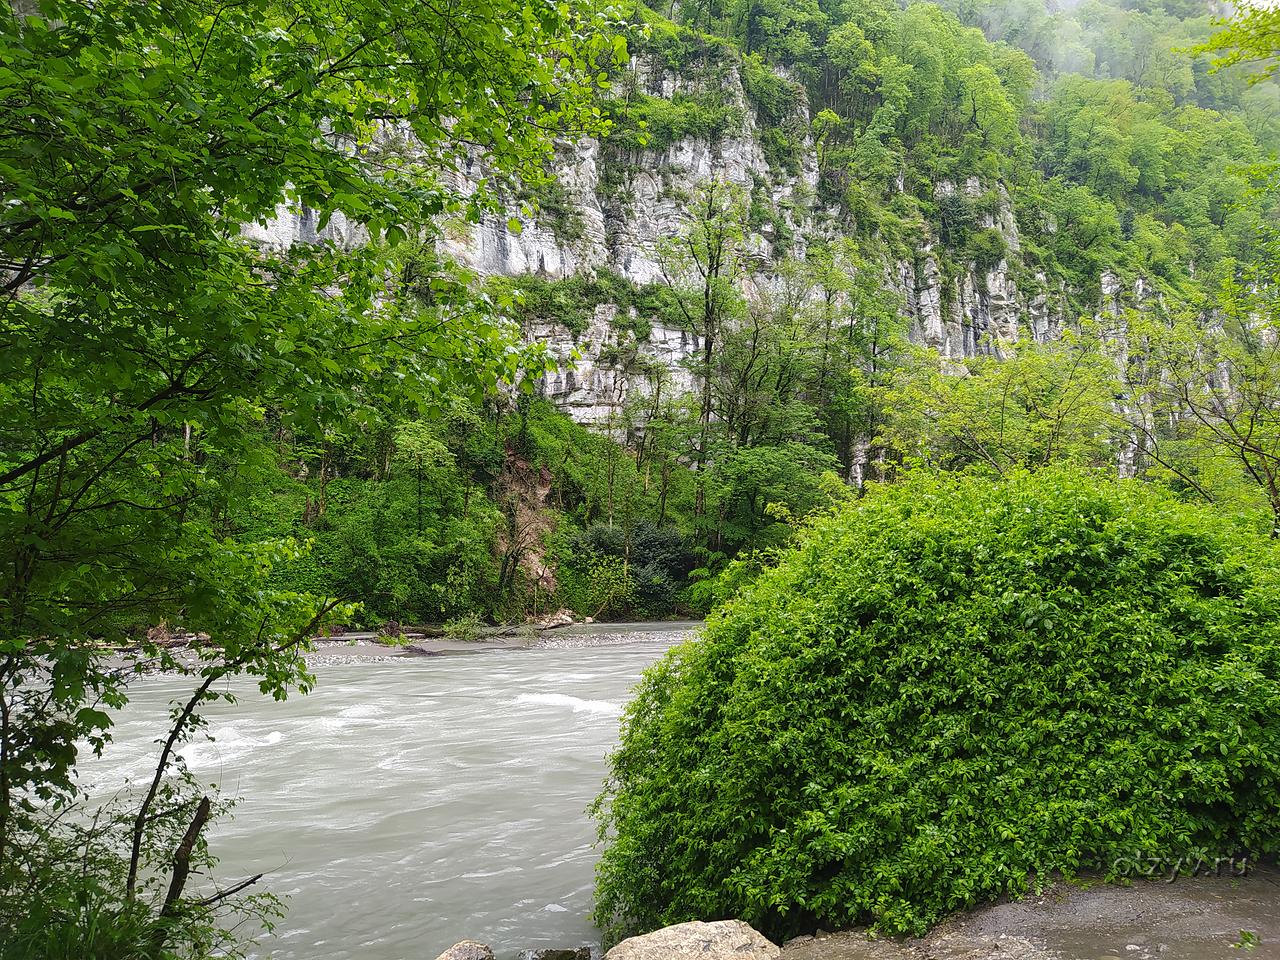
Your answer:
160,795 -> 211,918
148,795 -> 265,955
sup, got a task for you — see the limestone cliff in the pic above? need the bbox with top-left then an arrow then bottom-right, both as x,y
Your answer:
433,51 -> 1082,427
251,49 -> 1089,429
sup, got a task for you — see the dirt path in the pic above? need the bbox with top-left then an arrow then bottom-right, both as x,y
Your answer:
782,869 -> 1280,960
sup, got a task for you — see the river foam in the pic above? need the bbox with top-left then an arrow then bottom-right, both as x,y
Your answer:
512,692 -> 623,717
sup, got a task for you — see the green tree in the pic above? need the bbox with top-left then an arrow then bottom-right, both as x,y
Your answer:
807,240 -> 905,483
713,256 -> 826,453
1205,6 -> 1280,81
705,442 -> 841,551
0,0 -> 617,947
882,332 -> 1121,475
1124,196 -> 1280,532
394,423 -> 452,537
658,181 -> 748,522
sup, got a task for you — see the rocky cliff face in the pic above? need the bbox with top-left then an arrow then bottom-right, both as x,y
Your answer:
437,53 -> 1080,426
252,51 -> 1077,428
528,304 -> 702,427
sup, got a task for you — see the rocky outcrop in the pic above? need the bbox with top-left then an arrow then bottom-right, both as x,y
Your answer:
251,49 -> 1084,427
451,55 -> 1073,423
604,920 -> 780,960
530,305 -> 700,429
433,940 -> 495,960
435,51 -> 801,287
531,608 -> 578,630
780,868 -> 1280,960
443,139 -> 610,280
243,201 -> 368,251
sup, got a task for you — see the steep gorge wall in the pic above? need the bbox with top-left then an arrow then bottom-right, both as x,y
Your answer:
249,50 -> 1089,429
436,51 -> 1084,427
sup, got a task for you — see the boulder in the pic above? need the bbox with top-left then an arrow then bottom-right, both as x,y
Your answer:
534,608 -> 577,630
434,940 -> 495,960
604,920 -> 779,960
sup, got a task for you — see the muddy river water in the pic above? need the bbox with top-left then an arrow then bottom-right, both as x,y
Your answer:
83,620 -> 1280,960
84,622 -> 693,959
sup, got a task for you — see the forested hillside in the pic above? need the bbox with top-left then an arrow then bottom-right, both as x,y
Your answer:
232,0 -> 1280,627
4,0 -> 1280,955
6,0 -> 1278,638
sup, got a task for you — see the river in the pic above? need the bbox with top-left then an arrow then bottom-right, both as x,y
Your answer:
83,622 -> 695,960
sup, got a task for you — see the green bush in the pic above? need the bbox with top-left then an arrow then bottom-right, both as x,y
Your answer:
519,175 -> 586,244
504,271 -> 686,340
630,6 -> 737,75
608,92 -> 744,151
742,56 -> 805,177
741,54 -> 802,127
554,521 -> 694,620
510,274 -> 598,337
1,794 -> 279,960
444,611 -> 485,641
555,553 -> 634,620
967,227 -> 1008,271
593,469 -> 1280,942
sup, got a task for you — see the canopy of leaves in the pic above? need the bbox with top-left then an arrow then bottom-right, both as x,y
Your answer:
594,469 -> 1280,941
881,332 -> 1120,475
0,0 -> 618,946
0,0 -> 616,792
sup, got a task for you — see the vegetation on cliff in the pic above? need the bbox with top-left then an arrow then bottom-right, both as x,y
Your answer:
600,0 -> 1278,310
484,0 -> 1280,612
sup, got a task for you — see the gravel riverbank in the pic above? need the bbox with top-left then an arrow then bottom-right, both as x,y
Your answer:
304,620 -> 703,662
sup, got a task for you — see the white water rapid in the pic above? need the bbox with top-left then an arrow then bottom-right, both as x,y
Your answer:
81,622 -> 695,960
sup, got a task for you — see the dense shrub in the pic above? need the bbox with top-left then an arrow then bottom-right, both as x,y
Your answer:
741,54 -> 803,127
967,227 -> 1008,271
519,175 -> 586,244
554,552 -> 634,620
504,271 -> 686,340
307,477 -> 499,623
236,455 -> 501,626
593,469 -> 1280,942
1,795 -> 278,960
608,92 -> 744,151
556,521 -> 694,620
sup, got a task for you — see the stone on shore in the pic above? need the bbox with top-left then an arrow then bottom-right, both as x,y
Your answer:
434,940 -> 495,960
604,920 -> 779,960
534,608 -> 577,630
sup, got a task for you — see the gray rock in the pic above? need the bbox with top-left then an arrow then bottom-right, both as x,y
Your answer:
252,48 -> 1090,433
604,920 -> 779,960
779,869 -> 1280,960
434,940 -> 495,960
403,643 -> 444,656
533,609 -> 577,630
